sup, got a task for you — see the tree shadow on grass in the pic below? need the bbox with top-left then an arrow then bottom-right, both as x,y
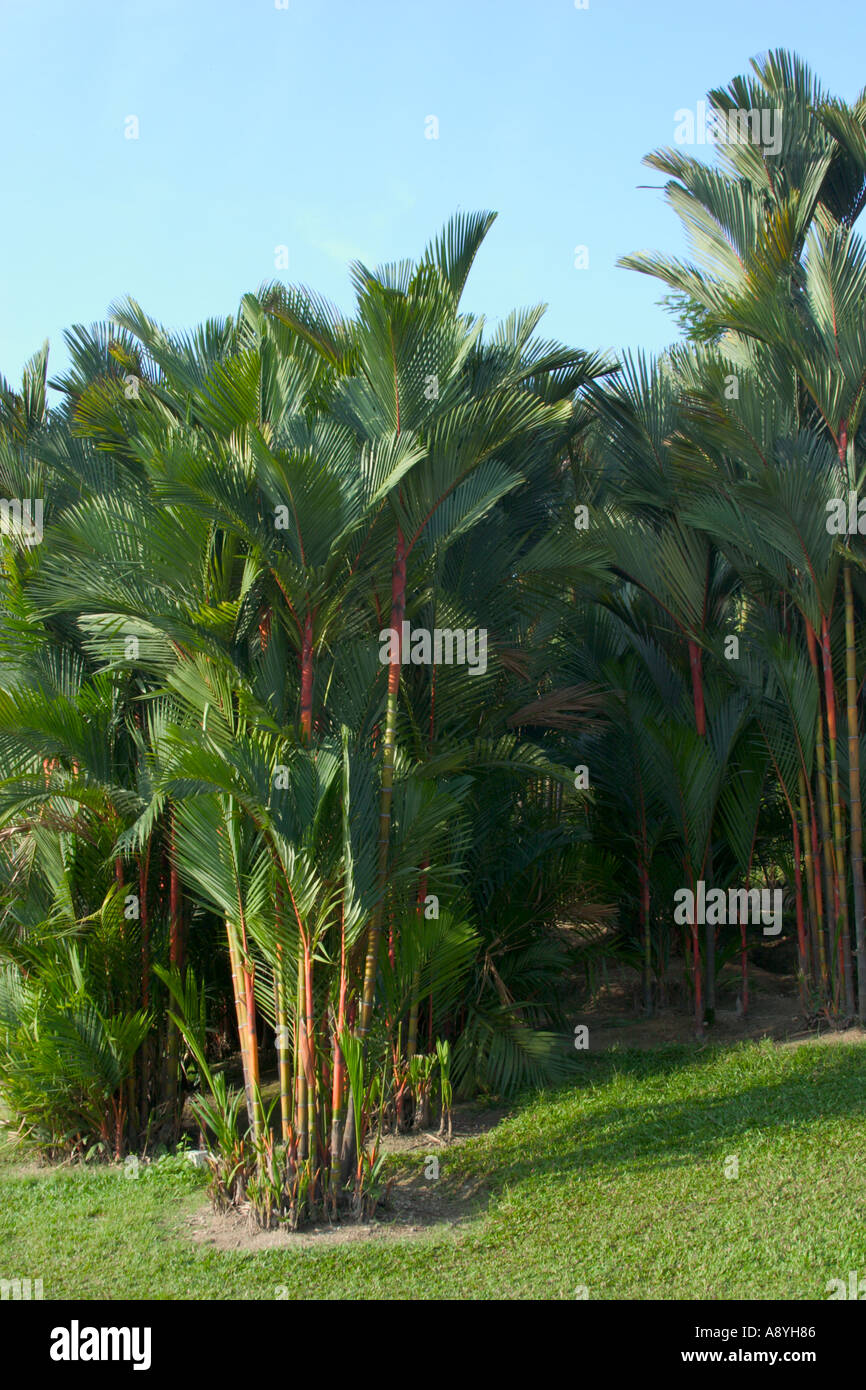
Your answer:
464,1042 -> 866,1190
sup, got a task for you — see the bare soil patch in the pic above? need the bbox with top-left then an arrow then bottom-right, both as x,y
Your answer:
184,1103 -> 505,1253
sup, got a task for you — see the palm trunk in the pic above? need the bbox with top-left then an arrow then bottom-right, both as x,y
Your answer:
275,885 -> 292,1141
303,942 -> 317,1181
639,856 -> 652,1014
843,561 -> 866,1021
740,810 -> 761,1020
240,940 -> 261,1141
791,812 -> 808,1010
687,637 -> 710,1025
329,902 -> 347,1205
275,961 -> 292,1141
300,611 -> 313,741
821,611 -> 855,1017
407,862 -> 429,1058
768,751 -> 809,1010
740,880 -> 749,1019
688,638 -> 706,736
807,619 -> 840,1008
294,634 -> 314,1151
798,767 -> 823,996
406,979 -> 421,1061
408,664 -> 437,1056
164,813 -> 183,1125
704,846 -> 716,1026
169,832 -> 184,975
360,528 -> 406,1039
226,922 -> 260,1141
685,861 -> 702,1031
139,844 -> 151,1125
295,951 -> 308,1158
691,908 -> 702,1029
339,1002 -> 358,1184
808,783 -> 829,997
636,771 -> 652,1015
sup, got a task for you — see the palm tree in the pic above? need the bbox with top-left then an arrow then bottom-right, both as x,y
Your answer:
619,49 -> 866,1020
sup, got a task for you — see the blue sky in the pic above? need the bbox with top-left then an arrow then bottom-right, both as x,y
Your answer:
1,0 -> 865,390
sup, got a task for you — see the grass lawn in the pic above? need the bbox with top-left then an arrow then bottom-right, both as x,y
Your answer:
2,1037 -> 866,1300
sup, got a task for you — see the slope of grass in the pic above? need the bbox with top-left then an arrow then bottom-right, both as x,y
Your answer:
2,1038 -> 866,1300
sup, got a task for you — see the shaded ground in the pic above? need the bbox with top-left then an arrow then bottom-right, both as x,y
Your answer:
568,958 -> 858,1051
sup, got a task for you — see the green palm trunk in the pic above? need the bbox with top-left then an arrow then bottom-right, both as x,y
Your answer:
820,613 -> 855,1016
407,860 -> 430,1059
164,814 -> 183,1127
226,921 -> 262,1144
274,880 -> 292,1141
798,767 -> 824,995
843,562 -> 866,1020
295,951 -> 308,1157
303,944 -> 317,1179
814,716 -> 839,1001
808,621 -> 840,1007
275,962 -> 292,1142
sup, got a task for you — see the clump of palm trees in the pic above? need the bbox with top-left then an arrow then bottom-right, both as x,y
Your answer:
588,49 -> 866,1029
1,49 -> 865,1228
0,214 -> 606,1222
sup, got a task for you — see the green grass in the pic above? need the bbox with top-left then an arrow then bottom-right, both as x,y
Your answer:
3,1037 -> 866,1299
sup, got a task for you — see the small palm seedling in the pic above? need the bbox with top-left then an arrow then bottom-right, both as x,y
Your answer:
436,1038 -> 453,1139
408,1052 -> 436,1131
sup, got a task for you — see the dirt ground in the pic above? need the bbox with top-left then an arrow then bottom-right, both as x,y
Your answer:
572,958 -> 866,1052
184,1102 -> 505,1253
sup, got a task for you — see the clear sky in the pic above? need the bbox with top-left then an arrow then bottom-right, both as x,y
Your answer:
2,0 -> 865,391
